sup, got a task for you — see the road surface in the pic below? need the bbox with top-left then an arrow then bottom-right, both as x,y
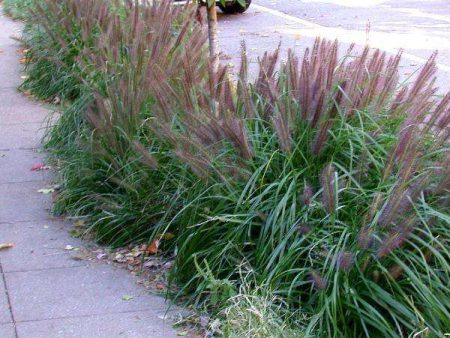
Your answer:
217,0 -> 450,92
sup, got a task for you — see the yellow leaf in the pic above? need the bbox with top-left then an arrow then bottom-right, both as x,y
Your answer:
38,188 -> 55,194
160,232 -> 175,240
122,294 -> 134,301
0,243 -> 14,250
74,220 -> 86,227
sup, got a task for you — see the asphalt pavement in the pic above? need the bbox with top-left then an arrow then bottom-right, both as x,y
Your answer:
217,0 -> 450,92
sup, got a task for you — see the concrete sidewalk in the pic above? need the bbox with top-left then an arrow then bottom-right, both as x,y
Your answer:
0,10 -> 180,338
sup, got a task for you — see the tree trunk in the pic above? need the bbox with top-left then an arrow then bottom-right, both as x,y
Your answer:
206,1 -> 219,73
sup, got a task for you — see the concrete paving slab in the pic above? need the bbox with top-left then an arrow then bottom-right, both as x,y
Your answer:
0,27 -> 22,46
0,89 -> 50,125
0,121 -> 44,150
0,275 -> 13,324
0,323 -> 15,338
0,181 -> 53,223
0,10 -> 22,40
15,310 -> 179,338
5,265 -> 172,322
0,221 -> 85,273
0,33 -> 19,46
0,49 -> 22,84
0,74 -> 22,90
0,149 -> 51,184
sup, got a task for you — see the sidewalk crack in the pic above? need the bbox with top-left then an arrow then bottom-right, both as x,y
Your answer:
0,261 -> 19,338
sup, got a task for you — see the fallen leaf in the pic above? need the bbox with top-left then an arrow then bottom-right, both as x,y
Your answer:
22,90 -> 32,97
155,283 -> 166,290
177,331 -> 189,336
143,260 -> 160,269
96,253 -> 107,260
0,243 -> 14,250
147,240 -> 160,255
122,294 -> 134,301
38,188 -> 55,194
163,261 -> 173,269
31,163 -> 45,171
160,232 -> 175,240
17,48 -> 30,54
113,253 -> 127,263
70,253 -> 84,261
69,228 -> 84,238
74,220 -> 86,227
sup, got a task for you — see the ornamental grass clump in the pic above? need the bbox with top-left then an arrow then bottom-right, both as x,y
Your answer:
144,39 -> 449,336
18,0 -> 109,100
32,0 -> 209,244
14,0 -> 450,336
2,0 -> 35,20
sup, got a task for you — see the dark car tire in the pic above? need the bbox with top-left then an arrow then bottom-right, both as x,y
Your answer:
218,0 -> 251,14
